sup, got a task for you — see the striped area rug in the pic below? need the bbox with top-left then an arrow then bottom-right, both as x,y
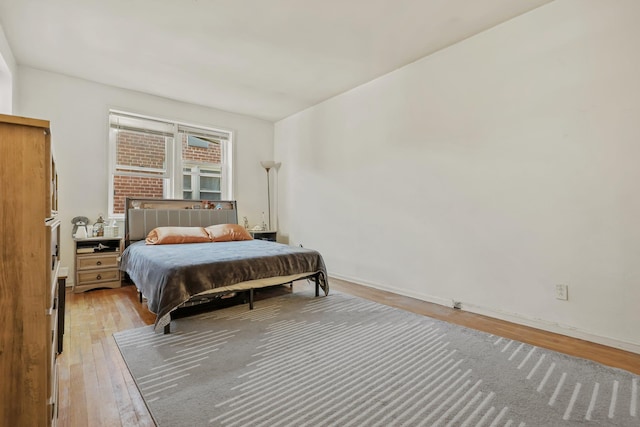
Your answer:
114,289 -> 639,426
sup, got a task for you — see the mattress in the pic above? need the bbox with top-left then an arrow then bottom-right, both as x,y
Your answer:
120,239 -> 329,331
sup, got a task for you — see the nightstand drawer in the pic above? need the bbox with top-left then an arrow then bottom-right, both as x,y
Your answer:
77,269 -> 119,284
77,253 -> 119,270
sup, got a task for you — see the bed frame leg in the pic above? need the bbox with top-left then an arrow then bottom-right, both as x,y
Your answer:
315,274 -> 320,297
249,288 -> 254,310
163,323 -> 170,334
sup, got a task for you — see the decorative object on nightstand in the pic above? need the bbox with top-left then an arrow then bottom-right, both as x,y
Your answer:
103,219 -> 119,237
71,215 -> 90,238
260,160 -> 281,230
74,236 -> 123,293
92,214 -> 105,237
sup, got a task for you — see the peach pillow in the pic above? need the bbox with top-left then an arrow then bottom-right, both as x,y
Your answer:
145,226 -> 211,245
205,224 -> 253,242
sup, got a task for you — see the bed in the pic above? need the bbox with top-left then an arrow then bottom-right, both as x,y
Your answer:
120,198 -> 329,333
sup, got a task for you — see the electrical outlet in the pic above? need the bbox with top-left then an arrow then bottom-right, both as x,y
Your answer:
555,284 -> 568,301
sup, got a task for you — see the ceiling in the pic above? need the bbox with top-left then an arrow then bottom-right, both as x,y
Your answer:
0,0 -> 552,122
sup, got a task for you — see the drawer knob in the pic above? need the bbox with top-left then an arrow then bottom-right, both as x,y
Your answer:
96,274 -> 102,280
96,261 -> 102,266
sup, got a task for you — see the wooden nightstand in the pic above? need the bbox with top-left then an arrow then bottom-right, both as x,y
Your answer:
249,230 -> 277,242
74,237 -> 123,293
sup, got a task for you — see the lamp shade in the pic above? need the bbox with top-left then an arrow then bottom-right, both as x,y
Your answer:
260,160 -> 276,170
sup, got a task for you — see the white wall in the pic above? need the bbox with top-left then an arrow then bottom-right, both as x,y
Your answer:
0,23 -> 17,114
17,67 -> 274,281
275,0 -> 640,352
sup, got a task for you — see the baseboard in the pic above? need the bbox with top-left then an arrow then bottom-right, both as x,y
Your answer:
329,273 -> 452,309
329,273 -> 640,355
460,302 -> 640,355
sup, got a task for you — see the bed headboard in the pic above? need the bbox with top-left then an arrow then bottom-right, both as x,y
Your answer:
124,198 -> 238,245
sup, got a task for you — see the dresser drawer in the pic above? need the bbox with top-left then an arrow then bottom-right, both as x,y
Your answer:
77,253 -> 119,270
77,268 -> 120,284
49,308 -> 58,351
49,361 -> 59,426
47,310 -> 58,409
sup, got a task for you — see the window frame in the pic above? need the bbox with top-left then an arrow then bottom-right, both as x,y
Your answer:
107,110 -> 233,219
182,162 -> 223,201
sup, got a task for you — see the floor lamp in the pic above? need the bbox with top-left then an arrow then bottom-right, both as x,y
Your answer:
260,160 -> 280,230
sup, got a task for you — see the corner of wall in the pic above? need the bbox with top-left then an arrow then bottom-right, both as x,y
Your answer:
0,22 -> 17,114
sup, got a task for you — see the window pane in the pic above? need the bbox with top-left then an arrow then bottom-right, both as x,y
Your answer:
200,176 -> 220,191
183,191 -> 193,199
112,175 -> 164,214
182,174 -> 192,190
116,129 -> 167,171
181,133 -> 221,164
200,192 -> 221,201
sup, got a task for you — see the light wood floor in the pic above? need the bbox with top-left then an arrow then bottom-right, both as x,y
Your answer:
57,279 -> 640,427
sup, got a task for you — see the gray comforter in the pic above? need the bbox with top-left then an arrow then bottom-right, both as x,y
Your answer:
120,239 -> 329,331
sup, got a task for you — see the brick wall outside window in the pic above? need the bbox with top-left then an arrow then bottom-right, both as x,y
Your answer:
113,175 -> 164,214
182,136 -> 221,163
117,130 -> 165,169
113,131 -> 222,214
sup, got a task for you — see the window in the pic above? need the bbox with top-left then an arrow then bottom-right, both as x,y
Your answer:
108,111 -> 232,217
183,165 -> 222,200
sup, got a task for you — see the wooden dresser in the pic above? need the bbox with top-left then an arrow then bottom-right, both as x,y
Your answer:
0,114 -> 62,426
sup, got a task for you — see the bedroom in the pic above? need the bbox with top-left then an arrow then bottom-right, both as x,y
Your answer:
1,0 -> 639,426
